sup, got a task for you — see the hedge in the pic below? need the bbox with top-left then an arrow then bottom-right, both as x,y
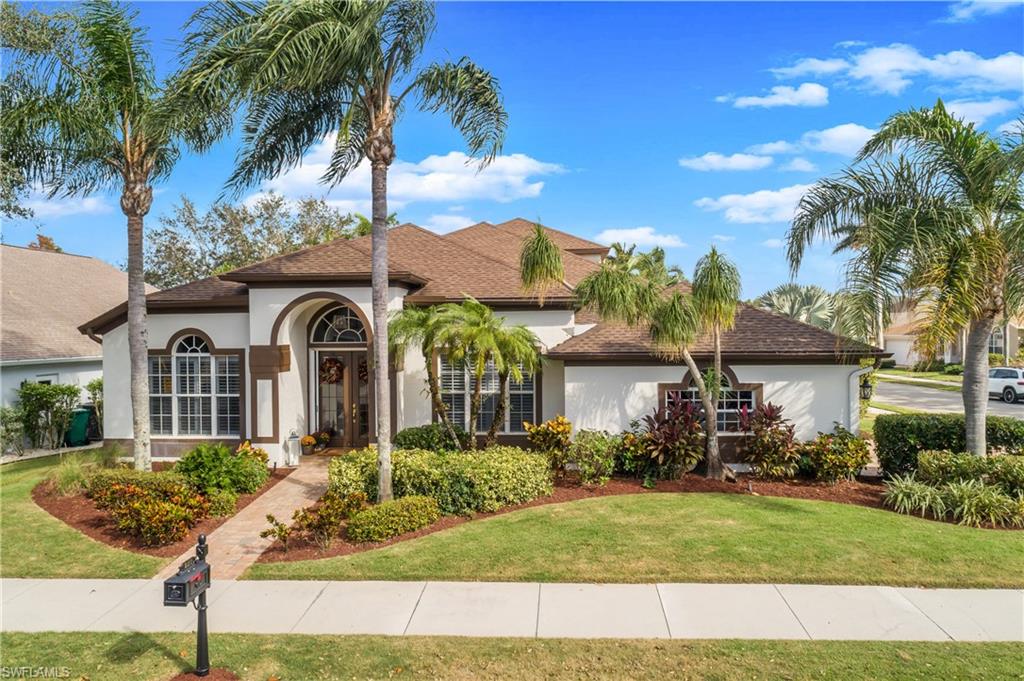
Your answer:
346,496 -> 441,542
917,450 -> 1024,496
874,413 -> 1024,476
329,446 -> 553,515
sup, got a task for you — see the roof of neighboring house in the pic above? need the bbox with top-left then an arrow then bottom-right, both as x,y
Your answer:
1,245 -> 155,362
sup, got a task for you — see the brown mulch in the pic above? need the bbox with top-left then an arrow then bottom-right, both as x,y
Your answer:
168,668 -> 240,681
32,466 -> 293,557
256,473 -> 888,564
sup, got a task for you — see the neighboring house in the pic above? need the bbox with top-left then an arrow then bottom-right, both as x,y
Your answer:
0,244 -> 154,406
81,218 -> 884,465
883,303 -> 1021,367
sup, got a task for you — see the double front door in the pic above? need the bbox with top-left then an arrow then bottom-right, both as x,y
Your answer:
313,350 -> 370,448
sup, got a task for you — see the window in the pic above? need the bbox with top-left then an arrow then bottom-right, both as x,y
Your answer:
989,327 -> 1005,355
439,355 -> 536,433
148,335 -> 241,437
312,306 -> 366,344
663,376 -> 756,433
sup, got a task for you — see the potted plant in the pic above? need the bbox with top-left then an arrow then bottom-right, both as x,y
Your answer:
300,435 -> 316,456
313,431 -> 331,451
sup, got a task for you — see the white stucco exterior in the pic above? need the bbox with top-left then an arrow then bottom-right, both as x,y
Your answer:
0,358 -> 101,407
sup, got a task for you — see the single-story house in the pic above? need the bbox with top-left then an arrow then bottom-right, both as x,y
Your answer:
80,218 -> 883,466
883,303 -> 1021,368
0,244 -> 155,407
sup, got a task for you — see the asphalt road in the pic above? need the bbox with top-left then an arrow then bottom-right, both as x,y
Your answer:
874,380 -> 1024,419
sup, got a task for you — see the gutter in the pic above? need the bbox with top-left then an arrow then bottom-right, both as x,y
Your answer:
0,355 -> 102,368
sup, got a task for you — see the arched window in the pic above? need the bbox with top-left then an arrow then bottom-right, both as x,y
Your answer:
148,334 -> 240,437
311,306 -> 366,344
661,373 -> 757,433
175,335 -> 210,354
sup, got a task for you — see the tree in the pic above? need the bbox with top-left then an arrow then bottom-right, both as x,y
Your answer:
145,194 -> 358,288
788,101 -> 1024,455
1,158 -> 32,219
26,233 -> 62,253
754,283 -> 834,329
519,223 -> 564,303
1,1 -> 210,470
354,212 -> 399,238
179,0 -> 507,500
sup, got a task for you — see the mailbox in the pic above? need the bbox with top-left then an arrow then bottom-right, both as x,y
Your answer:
163,555 -> 211,606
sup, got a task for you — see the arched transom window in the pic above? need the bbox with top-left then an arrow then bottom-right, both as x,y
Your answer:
661,373 -> 757,433
311,306 -> 366,344
148,334 -> 240,437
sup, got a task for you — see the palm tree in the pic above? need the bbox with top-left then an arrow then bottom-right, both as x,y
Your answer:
754,283 -> 835,329
485,325 -> 543,447
179,1 -> 507,499
519,223 -> 565,304
1,1 -> 209,471
788,101 -> 1024,455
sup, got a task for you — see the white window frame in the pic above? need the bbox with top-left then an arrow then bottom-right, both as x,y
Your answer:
148,336 -> 241,438
438,355 -> 536,434
663,378 -> 757,434
989,327 -> 1005,355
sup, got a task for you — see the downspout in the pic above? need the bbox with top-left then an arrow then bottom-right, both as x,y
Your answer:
85,327 -> 103,344
847,365 -> 874,433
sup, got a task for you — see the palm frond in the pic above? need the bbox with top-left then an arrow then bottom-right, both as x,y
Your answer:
519,222 -> 564,305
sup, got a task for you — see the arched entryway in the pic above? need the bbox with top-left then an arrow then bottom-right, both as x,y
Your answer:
307,303 -> 371,448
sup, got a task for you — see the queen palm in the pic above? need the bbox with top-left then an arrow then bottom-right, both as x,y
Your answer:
788,101 -> 1024,455
1,1 -> 210,470
179,0 -> 507,499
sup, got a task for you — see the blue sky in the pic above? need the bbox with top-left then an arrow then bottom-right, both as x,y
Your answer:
4,0 -> 1023,297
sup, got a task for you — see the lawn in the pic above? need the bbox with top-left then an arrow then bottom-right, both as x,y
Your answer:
877,368 -> 962,384
2,632 -> 1021,681
0,454 -> 166,578
245,493 -> 1024,587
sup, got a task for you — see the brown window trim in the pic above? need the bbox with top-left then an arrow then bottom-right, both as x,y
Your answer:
656,365 -> 763,435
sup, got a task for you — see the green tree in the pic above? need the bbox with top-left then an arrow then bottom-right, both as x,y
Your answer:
145,194 -> 358,288
754,283 -> 835,329
1,1 -> 212,470
179,0 -> 507,500
788,101 -> 1024,455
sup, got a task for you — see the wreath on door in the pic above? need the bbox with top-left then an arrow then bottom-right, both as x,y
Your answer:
319,357 -> 344,384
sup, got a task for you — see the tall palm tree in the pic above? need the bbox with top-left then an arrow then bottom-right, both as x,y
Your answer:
788,101 -> 1024,455
179,1 -> 507,500
754,283 -> 835,329
1,1 -> 208,471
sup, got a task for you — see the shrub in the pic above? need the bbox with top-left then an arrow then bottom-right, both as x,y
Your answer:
292,490 -> 367,550
235,440 -> 269,465
879,359 -> 896,369
942,364 -> 964,376
989,352 -> 1006,366
207,489 -> 238,517
346,496 -> 440,543
16,382 -> 81,449
49,456 -> 90,496
875,414 -> 1024,476
92,444 -> 123,469
801,424 -> 871,483
394,423 -> 468,451
260,514 -> 293,551
640,402 -> 705,480
1,405 -> 25,456
739,402 -> 799,479
329,446 -> 553,515
85,378 -> 103,436
916,450 -> 1024,496
941,479 -> 1014,527
88,469 -> 193,509
105,482 -> 209,546
524,415 -> 572,453
176,442 -> 269,494
912,358 -> 943,372
567,430 -> 617,486
882,474 -> 946,518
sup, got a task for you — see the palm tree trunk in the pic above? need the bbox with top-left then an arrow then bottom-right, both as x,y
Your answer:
467,364 -> 484,450
963,315 -> 996,456
370,158 -> 393,501
680,349 -> 729,481
425,357 -> 462,448
123,191 -> 152,471
485,371 -> 509,447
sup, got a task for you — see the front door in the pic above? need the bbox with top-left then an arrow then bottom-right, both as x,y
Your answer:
314,350 -> 370,448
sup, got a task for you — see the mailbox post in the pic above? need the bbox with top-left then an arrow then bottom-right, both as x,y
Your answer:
163,534 -> 211,677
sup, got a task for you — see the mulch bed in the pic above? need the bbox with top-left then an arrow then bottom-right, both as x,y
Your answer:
168,668 -> 240,681
32,466 -> 293,557
256,473 -> 888,564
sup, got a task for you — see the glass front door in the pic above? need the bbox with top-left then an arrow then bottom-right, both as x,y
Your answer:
314,350 -> 370,448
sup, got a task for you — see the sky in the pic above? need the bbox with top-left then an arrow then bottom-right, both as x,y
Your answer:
3,0 -> 1023,297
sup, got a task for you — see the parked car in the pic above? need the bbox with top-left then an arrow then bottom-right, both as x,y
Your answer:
988,367 -> 1024,403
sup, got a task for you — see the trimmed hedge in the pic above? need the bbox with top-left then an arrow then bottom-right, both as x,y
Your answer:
874,414 -> 1024,476
329,446 -> 553,515
346,495 -> 440,542
393,423 -> 468,451
917,450 -> 1024,496
87,469 -> 192,508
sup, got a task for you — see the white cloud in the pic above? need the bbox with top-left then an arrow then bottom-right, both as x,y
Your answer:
423,214 -> 477,234
23,195 -> 112,219
780,157 -> 818,172
724,83 -> 829,109
594,226 -> 686,248
997,119 -> 1022,134
258,133 -> 565,209
800,123 -> 876,156
944,1 -> 1020,23
678,152 -> 773,171
746,140 -> 799,155
694,184 -> 812,224
761,238 -> 784,248
835,40 -> 868,49
770,58 -> 849,79
946,97 -> 1020,124
712,234 -> 735,242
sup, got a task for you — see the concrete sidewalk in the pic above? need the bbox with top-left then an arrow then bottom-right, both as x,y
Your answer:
3,579 -> 1021,641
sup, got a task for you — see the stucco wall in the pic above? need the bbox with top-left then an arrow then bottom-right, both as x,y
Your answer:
883,337 -> 918,368
0,359 -> 101,407
564,362 -> 861,440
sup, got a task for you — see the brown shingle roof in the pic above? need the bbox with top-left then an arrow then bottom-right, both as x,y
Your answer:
1,245 -> 155,361
548,305 -> 884,361
494,218 -> 609,256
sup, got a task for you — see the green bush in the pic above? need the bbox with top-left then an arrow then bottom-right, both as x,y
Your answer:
293,490 -> 368,550
109,487 -> 206,546
874,414 -> 1024,476
916,450 -> 1024,496
49,456 -> 90,496
639,402 -> 705,480
989,352 -> 1007,366
176,442 -> 269,494
16,382 -> 81,449
0,405 -> 25,456
801,424 -> 871,483
882,474 -> 946,518
912,358 -> 944,372
568,430 -> 617,485
88,469 -> 193,509
207,489 -> 238,517
740,402 -> 799,479
879,359 -> 896,369
942,364 -> 964,375
941,479 -> 1014,527
329,446 -> 553,515
394,423 -> 468,451
347,496 -> 440,543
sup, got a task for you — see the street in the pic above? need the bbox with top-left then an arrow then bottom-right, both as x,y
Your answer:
874,380 -> 1024,419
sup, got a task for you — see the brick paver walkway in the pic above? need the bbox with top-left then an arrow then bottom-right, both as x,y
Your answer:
156,457 -> 329,581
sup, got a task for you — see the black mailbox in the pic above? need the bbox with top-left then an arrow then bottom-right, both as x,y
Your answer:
164,555 -> 211,606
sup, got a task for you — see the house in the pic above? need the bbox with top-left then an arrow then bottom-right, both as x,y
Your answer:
883,302 -> 1021,368
80,218 -> 884,465
0,244 -> 155,407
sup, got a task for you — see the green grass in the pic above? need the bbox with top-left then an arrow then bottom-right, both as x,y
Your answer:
245,493 -> 1024,587
878,375 -> 963,393
869,401 -> 929,415
878,369 -> 962,385
0,454 -> 166,578
2,632 -> 1021,681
